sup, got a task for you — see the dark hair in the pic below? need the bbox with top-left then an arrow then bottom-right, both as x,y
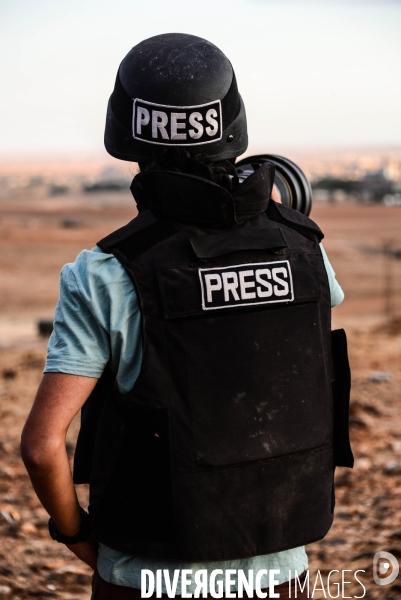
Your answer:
138,148 -> 238,191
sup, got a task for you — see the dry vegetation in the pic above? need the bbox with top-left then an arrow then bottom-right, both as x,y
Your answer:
0,192 -> 401,599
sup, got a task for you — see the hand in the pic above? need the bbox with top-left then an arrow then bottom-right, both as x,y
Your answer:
270,184 -> 282,204
66,534 -> 99,570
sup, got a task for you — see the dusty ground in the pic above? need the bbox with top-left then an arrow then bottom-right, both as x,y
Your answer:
0,192 -> 401,599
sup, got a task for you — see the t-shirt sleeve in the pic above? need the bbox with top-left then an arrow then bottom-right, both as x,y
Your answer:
44,247 -> 143,391
319,243 -> 344,308
45,259 -> 111,378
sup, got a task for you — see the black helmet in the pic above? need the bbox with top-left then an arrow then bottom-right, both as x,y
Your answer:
104,33 -> 248,163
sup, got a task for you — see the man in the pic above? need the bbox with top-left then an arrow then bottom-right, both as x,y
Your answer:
21,33 -> 348,599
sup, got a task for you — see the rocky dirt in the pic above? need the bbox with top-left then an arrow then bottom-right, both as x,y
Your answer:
0,194 -> 401,599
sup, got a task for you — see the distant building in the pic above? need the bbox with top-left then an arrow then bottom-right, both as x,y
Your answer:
312,168 -> 395,203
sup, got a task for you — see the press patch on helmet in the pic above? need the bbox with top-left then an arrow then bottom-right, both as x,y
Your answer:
199,261 -> 294,311
133,99 -> 222,146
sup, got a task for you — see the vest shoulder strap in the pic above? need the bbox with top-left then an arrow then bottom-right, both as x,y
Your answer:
73,363 -> 115,484
266,201 -> 324,242
97,210 -> 176,262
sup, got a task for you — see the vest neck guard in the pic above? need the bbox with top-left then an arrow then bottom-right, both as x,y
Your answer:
130,162 -> 275,227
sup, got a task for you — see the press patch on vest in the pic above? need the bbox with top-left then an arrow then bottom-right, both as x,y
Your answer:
132,99 -> 222,146
199,261 -> 294,311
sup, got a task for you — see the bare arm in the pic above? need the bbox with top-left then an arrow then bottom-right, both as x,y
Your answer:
21,372 -> 99,569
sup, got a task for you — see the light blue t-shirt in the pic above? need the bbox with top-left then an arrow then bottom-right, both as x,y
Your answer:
45,243 -> 344,592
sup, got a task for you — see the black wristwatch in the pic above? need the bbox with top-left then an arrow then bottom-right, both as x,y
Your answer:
48,507 -> 90,544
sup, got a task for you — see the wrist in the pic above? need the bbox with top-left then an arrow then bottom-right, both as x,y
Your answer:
49,507 -> 90,544
54,511 -> 81,538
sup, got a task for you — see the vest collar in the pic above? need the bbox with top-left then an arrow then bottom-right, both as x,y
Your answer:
130,162 -> 275,227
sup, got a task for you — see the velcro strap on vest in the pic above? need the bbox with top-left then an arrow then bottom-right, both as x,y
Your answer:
190,227 -> 287,259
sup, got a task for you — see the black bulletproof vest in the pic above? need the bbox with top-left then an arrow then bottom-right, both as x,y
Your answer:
74,164 -> 353,560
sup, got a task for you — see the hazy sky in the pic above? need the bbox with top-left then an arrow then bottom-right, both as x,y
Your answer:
0,0 -> 400,158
